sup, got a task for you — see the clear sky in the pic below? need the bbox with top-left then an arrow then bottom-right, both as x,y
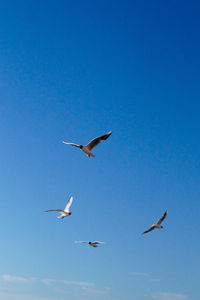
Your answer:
0,1 -> 200,300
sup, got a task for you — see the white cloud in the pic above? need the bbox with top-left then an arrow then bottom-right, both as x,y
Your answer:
2,274 -> 36,284
81,286 -> 111,295
1,274 -> 94,289
41,279 -> 57,285
63,280 -> 94,288
104,286 -> 112,291
41,278 -> 95,288
152,292 -> 187,300
1,274 -> 107,298
0,291 -> 59,300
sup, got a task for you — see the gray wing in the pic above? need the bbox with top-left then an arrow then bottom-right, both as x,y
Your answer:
92,241 -> 105,244
142,225 -> 155,234
62,141 -> 80,148
64,196 -> 73,212
86,131 -> 112,150
44,209 -> 64,213
75,241 -> 89,244
157,210 -> 168,225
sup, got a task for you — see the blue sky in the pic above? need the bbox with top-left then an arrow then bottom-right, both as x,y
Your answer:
0,1 -> 200,299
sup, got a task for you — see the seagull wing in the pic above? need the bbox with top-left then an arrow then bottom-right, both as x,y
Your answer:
64,196 -> 73,212
75,241 -> 89,244
86,131 -> 112,150
44,209 -> 64,213
62,141 -> 80,148
157,210 -> 168,225
142,225 -> 155,234
92,241 -> 105,244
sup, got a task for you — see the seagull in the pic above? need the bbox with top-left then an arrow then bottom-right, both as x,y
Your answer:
75,241 -> 105,248
44,196 -> 73,219
142,210 -> 168,234
62,131 -> 112,157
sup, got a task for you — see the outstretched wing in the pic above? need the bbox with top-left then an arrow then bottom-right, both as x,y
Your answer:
62,141 -> 80,148
92,241 -> 105,244
157,210 -> 168,225
86,131 -> 112,150
142,225 -> 155,234
75,241 -> 89,244
64,196 -> 73,212
44,209 -> 63,213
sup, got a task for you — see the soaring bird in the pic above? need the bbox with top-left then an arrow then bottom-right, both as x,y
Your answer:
62,131 -> 112,157
44,196 -> 73,219
75,241 -> 105,248
142,210 -> 168,234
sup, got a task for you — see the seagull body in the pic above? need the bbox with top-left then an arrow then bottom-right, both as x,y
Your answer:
62,131 -> 112,157
75,241 -> 105,248
142,210 -> 168,234
44,196 -> 73,219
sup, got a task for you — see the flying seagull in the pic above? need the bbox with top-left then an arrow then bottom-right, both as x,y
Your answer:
44,196 -> 73,219
75,241 -> 105,248
62,131 -> 112,157
142,210 -> 168,234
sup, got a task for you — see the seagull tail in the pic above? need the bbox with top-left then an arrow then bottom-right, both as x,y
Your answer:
88,152 -> 95,158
